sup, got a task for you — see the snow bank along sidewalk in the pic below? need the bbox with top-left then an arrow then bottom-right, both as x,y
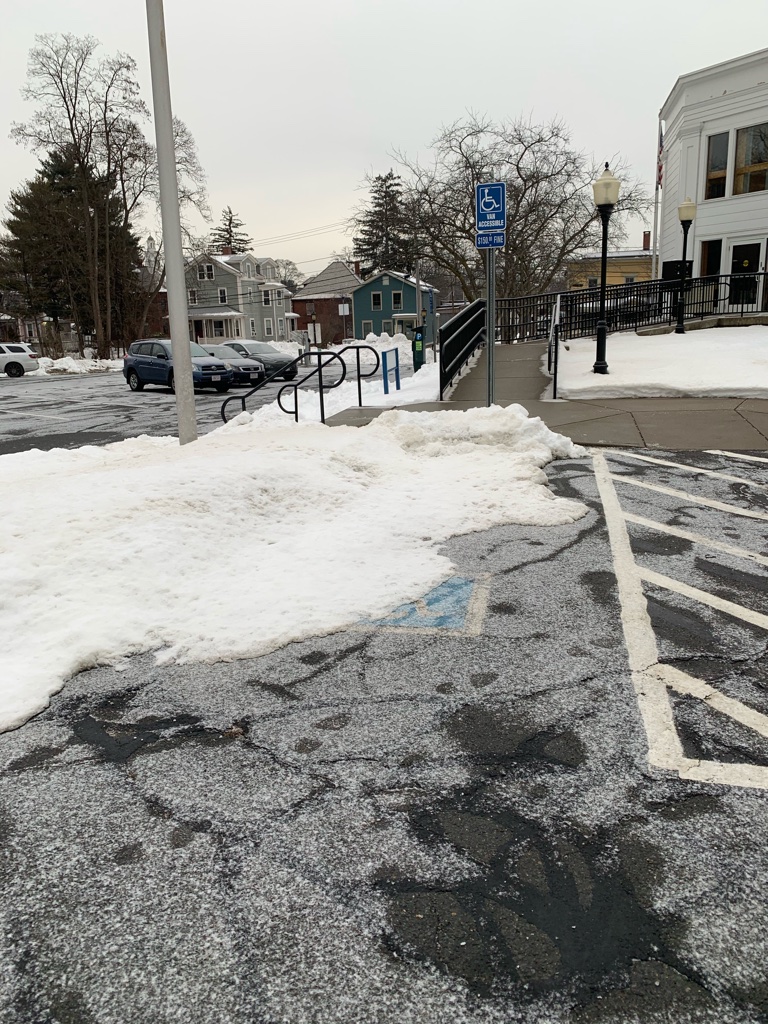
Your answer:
552,325 -> 768,399
34,356 -> 124,375
0,405 -> 586,731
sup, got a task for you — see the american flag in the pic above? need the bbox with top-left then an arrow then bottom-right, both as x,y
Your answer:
657,126 -> 664,188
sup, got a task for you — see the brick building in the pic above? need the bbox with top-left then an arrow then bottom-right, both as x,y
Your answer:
291,261 -> 361,346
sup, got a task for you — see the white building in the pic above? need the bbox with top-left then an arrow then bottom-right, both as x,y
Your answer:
659,47 -> 768,308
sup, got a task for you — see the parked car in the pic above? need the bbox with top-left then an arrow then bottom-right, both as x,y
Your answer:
0,342 -> 39,377
123,340 -> 233,392
199,344 -> 266,386
226,341 -> 298,380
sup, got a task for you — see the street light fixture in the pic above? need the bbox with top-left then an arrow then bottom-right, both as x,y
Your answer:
591,163 -> 621,374
675,197 -> 696,334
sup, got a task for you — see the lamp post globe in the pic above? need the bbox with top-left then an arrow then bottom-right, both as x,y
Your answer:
675,197 -> 697,334
591,163 -> 621,374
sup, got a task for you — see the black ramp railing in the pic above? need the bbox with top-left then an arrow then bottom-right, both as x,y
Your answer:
220,345 -> 381,424
439,299 -> 486,400
496,271 -> 768,345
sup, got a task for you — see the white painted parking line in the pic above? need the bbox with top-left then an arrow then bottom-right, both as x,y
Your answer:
609,474 -> 768,522
624,512 -> 768,568
593,450 -> 768,790
639,566 -> 768,631
706,450 -> 768,465
606,449 -> 767,489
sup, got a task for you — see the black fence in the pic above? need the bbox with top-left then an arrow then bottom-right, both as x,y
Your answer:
496,272 -> 768,345
439,299 -> 486,399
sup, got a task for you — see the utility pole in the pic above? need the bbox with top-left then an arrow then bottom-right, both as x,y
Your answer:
146,0 -> 197,444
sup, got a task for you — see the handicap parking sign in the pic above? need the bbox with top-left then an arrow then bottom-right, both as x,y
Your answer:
476,182 -> 506,232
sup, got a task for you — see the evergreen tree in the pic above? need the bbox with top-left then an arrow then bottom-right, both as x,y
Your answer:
353,171 -> 413,274
209,207 -> 253,253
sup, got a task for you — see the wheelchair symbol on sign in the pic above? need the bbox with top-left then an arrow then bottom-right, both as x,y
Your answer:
479,187 -> 501,213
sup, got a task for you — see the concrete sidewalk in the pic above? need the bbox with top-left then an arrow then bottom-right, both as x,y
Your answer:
327,341 -> 768,450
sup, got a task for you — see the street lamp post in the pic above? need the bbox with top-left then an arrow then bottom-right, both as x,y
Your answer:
592,163 -> 621,374
675,197 -> 696,334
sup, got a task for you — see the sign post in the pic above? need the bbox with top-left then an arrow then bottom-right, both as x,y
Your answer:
475,182 -> 506,407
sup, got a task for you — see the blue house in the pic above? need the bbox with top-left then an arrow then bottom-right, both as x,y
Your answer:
351,270 -> 438,340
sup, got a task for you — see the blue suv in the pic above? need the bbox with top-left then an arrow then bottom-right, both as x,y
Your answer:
123,340 -> 234,393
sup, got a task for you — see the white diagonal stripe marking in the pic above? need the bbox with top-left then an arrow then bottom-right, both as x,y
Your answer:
609,474 -> 768,522
624,513 -> 768,568
639,566 -> 768,631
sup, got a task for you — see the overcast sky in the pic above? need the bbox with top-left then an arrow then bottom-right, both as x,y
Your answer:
1,0 -> 766,275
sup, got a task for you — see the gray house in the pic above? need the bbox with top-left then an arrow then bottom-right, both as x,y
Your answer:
184,251 -> 294,344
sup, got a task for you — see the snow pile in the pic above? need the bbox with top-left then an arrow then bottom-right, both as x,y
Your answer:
553,325 -> 768,399
0,406 -> 586,731
35,356 -> 123,376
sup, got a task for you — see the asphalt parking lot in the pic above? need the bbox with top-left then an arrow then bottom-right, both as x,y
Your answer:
0,365 -> 351,455
2,447 -> 768,1022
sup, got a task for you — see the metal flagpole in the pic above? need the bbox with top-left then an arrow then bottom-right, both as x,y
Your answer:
146,0 -> 197,444
652,119 -> 664,281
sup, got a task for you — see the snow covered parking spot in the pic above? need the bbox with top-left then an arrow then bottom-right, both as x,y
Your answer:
553,324 -> 768,399
0,405 -> 585,732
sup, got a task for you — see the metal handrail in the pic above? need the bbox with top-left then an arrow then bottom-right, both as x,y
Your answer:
546,294 -> 562,399
220,344 -> 381,424
439,299 -> 486,400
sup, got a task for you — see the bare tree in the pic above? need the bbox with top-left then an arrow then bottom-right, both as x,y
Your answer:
392,114 -> 651,300
11,33 -> 209,355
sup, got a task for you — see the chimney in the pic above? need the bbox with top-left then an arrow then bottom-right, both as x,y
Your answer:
642,230 -> 651,251
354,260 -> 360,277
222,245 -> 233,256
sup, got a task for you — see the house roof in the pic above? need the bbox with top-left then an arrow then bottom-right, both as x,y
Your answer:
660,46 -> 768,118
186,305 -> 243,319
353,269 -> 439,293
189,253 -> 244,277
292,260 -> 361,299
573,249 -> 653,261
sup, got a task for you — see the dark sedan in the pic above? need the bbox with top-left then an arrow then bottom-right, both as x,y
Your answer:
227,341 -> 298,380
200,345 -> 266,386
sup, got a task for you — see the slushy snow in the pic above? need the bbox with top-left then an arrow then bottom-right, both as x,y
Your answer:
0,405 -> 586,731
553,325 -> 768,399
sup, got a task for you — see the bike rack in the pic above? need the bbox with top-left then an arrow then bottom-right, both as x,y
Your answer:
220,345 -> 381,425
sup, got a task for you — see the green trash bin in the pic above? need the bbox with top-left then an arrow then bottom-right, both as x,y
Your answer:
412,326 -> 425,372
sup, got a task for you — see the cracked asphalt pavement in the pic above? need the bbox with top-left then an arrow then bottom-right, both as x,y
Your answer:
2,447 -> 768,1022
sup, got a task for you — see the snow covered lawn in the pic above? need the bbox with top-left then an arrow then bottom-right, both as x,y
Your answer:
0,406 -> 585,731
553,325 -> 768,399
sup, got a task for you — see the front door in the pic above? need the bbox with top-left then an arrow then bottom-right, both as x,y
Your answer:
729,241 -> 763,308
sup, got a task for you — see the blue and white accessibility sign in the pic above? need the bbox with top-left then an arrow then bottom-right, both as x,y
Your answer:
476,231 -> 505,250
476,182 -> 506,232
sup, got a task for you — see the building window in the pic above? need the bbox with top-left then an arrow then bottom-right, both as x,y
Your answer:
263,290 -> 271,306
306,302 -> 315,315
382,276 -> 389,285
734,122 -> 768,195
392,291 -> 402,310
700,239 -> 723,277
587,277 -> 598,289
188,289 -> 198,305
218,288 -> 227,304
246,263 -> 252,278
249,318 -> 256,335
382,320 -> 393,335
624,276 -> 636,284
277,290 -> 283,305
213,320 -> 225,337
371,292 -> 383,311
264,318 -> 274,337
26,324 -> 35,338
705,132 -> 729,199
198,263 -> 214,280
278,318 -> 285,336
266,266 -> 275,280
247,288 -> 253,301
235,321 -> 242,337
362,320 -> 373,336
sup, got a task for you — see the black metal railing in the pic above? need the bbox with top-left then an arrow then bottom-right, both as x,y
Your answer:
220,345 -> 381,425
496,271 -> 768,346
439,299 -> 486,400
546,295 -> 562,400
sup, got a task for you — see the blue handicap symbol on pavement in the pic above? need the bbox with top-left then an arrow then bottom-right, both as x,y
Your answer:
373,577 -> 476,630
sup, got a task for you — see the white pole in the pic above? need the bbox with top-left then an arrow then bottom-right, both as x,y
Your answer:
146,0 -> 197,444
652,118 -> 663,281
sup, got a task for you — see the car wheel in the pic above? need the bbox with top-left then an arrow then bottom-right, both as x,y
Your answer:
5,362 -> 24,378
169,372 -> 175,393
214,383 -> 230,393
282,371 -> 297,381
127,370 -> 144,391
